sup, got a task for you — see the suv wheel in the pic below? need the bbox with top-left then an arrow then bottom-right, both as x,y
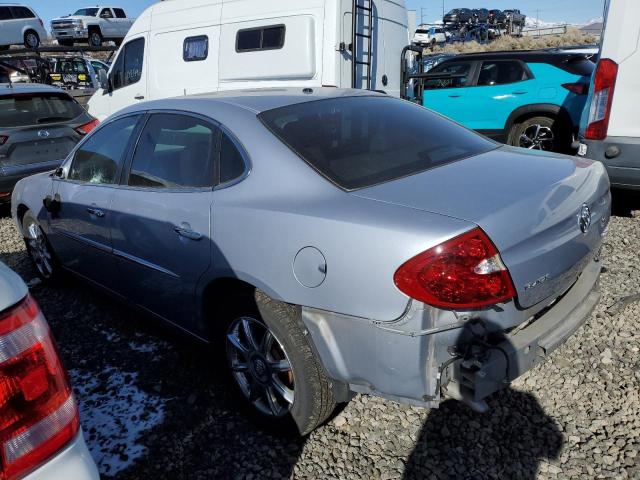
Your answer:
509,116 -> 561,152
88,29 -> 103,47
24,30 -> 40,48
221,290 -> 337,435
22,212 -> 58,282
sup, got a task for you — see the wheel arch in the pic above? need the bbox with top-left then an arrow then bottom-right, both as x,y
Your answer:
504,103 -> 573,133
15,204 -> 31,236
22,28 -> 39,43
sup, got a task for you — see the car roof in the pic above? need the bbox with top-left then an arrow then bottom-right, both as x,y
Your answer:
120,87 -> 387,116
442,50 -> 591,64
0,83 -> 70,96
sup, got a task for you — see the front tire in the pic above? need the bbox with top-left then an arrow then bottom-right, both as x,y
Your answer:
88,29 -> 102,47
24,30 -> 40,48
222,290 -> 337,435
22,212 -> 59,282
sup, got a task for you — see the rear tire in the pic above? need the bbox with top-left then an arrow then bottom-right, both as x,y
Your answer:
219,290 -> 337,435
24,30 -> 40,48
22,211 -> 60,283
508,116 -> 570,153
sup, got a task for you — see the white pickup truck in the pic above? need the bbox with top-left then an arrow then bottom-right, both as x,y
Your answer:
50,6 -> 134,47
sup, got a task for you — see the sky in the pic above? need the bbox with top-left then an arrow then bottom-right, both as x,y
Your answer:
32,0 -> 605,28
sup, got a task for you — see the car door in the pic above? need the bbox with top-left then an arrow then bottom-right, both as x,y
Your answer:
421,61 -> 476,124
0,7 -> 18,45
462,59 -> 536,133
102,35 -> 147,117
98,8 -> 115,37
47,114 -> 143,291
109,112 -> 216,329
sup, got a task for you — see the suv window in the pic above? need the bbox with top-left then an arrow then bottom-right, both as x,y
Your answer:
260,96 -> 495,191
0,7 -> 11,20
220,133 -> 246,184
9,7 -> 35,19
111,38 -> 144,90
0,92 -> 84,127
113,8 -> 126,18
68,115 -> 140,184
424,62 -> 472,89
129,114 -> 217,189
477,60 -> 529,86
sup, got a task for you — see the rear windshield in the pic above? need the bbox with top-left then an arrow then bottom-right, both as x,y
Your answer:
73,8 -> 98,16
53,59 -> 89,74
564,57 -> 595,76
0,92 -> 84,127
415,29 -> 429,34
259,96 -> 495,191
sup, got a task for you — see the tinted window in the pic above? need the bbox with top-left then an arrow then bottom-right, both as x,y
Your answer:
129,114 -> 216,189
183,35 -> 208,62
220,134 -> 246,184
0,92 -> 84,127
236,25 -> 285,52
260,96 -> 495,191
415,29 -> 429,34
73,8 -> 98,16
10,7 -> 35,19
0,7 -> 11,20
564,57 -> 595,76
424,62 -> 472,89
111,38 -> 144,90
91,61 -> 108,75
69,116 -> 139,184
53,59 -> 89,74
113,8 -> 126,18
100,9 -> 113,18
477,61 -> 528,86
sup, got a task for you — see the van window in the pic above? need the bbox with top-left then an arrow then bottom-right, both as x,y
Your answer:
236,25 -> 285,52
10,7 -> 35,19
113,8 -> 126,19
128,114 -> 217,189
183,36 -> 208,62
219,133 -> 246,184
0,7 -> 11,20
111,38 -> 144,90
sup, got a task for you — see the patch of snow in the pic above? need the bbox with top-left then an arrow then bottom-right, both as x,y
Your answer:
69,367 -> 167,476
127,340 -> 158,354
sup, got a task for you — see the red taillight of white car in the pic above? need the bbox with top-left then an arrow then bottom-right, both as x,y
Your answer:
585,58 -> 619,141
0,295 -> 79,480
75,118 -> 100,136
394,228 -> 517,310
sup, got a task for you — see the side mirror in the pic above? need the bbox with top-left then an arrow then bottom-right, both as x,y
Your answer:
98,69 -> 109,91
53,167 -> 64,178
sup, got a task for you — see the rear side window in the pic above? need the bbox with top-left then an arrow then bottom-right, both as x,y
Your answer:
128,113 -> 217,189
477,61 -> 529,86
0,7 -> 11,20
113,8 -> 126,18
183,35 -> 208,62
260,96 -> 495,190
424,62 -> 472,89
219,133 -> 246,184
0,93 -> 84,127
112,38 -> 144,90
236,25 -> 285,52
69,115 -> 140,184
9,7 -> 35,19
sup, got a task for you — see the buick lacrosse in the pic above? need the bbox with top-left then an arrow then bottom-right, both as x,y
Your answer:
12,89 -> 610,434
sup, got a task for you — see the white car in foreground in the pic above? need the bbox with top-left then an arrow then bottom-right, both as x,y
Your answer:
0,261 -> 98,479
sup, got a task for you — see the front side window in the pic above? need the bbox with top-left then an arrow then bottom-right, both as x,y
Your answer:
0,92 -> 84,127
111,38 -> 144,90
91,61 -> 108,76
183,35 -> 208,62
68,115 -> 140,184
477,61 -> 528,86
100,9 -> 113,18
236,25 -> 285,52
260,96 -> 495,191
424,62 -> 472,90
128,114 -> 217,189
113,8 -> 126,18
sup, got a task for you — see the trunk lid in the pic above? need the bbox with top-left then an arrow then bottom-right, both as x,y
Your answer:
353,146 -> 610,308
1,125 -> 79,168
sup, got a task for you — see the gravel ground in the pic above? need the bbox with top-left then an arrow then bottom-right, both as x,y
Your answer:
0,199 -> 639,480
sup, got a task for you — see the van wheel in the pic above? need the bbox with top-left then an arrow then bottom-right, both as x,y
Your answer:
22,212 -> 59,282
220,290 -> 337,435
24,30 -> 40,48
88,29 -> 103,47
508,116 -> 567,152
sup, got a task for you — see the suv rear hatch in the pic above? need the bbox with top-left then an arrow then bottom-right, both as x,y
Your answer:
353,146 -> 610,308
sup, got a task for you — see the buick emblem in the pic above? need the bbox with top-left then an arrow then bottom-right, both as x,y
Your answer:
578,203 -> 592,234
37,130 -> 50,138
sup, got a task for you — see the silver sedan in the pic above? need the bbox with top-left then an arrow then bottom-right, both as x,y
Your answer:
11,88 -> 610,434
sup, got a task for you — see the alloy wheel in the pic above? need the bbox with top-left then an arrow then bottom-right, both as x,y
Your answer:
519,124 -> 555,151
226,316 -> 295,417
25,33 -> 38,48
25,222 -> 53,279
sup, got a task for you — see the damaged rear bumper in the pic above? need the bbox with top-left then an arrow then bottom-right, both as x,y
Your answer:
301,257 -> 601,409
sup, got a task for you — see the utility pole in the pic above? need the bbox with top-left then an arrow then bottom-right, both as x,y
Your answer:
420,6 -> 427,25
442,0 -> 445,19
536,9 -> 540,28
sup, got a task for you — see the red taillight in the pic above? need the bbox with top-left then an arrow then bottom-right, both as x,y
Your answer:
585,58 -> 618,141
75,118 -> 99,136
562,82 -> 588,95
0,136 -> 8,146
394,228 -> 517,310
0,294 -> 78,480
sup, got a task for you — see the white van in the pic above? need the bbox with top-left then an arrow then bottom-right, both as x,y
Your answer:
577,0 -> 640,189
88,0 -> 409,120
0,4 -> 47,49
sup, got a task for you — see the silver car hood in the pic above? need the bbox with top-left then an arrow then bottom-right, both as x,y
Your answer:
0,262 -> 27,313
353,146 -> 611,308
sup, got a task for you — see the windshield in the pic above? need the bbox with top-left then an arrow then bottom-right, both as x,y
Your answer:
415,29 -> 429,34
448,9 -> 460,14
0,92 -> 84,127
73,8 -> 98,16
259,96 -> 496,191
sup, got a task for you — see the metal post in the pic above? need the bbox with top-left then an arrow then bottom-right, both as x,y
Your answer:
351,0 -> 357,88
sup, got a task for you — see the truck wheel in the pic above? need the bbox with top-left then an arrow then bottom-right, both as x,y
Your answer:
508,116 -> 569,152
88,29 -> 103,47
24,30 -> 40,48
221,289 -> 337,435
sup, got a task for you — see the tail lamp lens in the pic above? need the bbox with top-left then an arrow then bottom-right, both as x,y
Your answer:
0,294 -> 78,480
75,118 -> 99,136
394,228 -> 516,309
561,82 -> 588,95
585,58 -> 618,141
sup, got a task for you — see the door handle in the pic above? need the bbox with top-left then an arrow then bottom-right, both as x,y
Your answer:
86,207 -> 105,218
512,91 -> 528,95
134,94 -> 145,100
448,94 -> 462,98
174,227 -> 202,241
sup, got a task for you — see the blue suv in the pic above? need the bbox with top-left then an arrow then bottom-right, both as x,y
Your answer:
417,51 -> 594,152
